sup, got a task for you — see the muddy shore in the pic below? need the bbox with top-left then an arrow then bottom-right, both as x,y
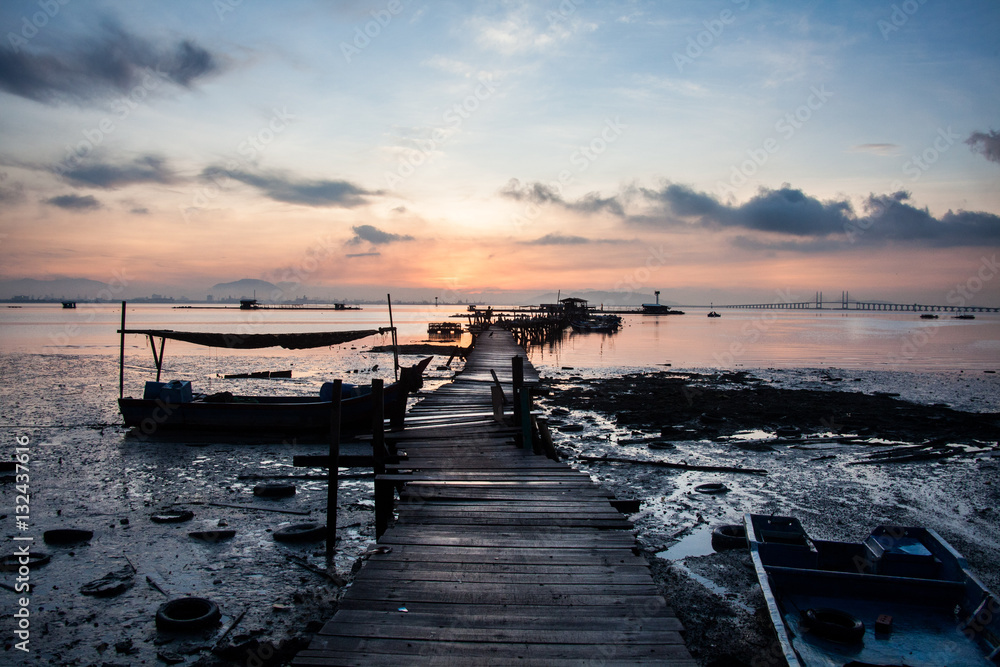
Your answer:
3,356 -> 999,666
539,369 -> 1000,666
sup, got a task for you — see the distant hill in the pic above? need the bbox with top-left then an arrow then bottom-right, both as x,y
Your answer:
209,279 -> 279,300
0,277 -> 110,300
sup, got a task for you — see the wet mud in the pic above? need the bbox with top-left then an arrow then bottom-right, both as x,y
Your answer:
541,369 -> 1000,666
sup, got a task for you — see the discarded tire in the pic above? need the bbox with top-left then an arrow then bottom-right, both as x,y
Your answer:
273,523 -> 326,543
694,482 -> 730,494
43,528 -> 93,545
0,552 -> 50,571
801,608 -> 865,643
156,597 -> 221,632
711,524 -> 748,551
150,510 -> 194,524
253,483 -> 296,498
188,529 -> 236,542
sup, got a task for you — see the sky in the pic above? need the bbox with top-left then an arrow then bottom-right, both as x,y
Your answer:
0,0 -> 998,304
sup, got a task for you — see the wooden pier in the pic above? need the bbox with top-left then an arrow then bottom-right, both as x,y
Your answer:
293,328 -> 694,666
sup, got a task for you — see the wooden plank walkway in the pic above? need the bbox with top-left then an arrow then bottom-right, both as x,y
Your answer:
293,328 -> 695,666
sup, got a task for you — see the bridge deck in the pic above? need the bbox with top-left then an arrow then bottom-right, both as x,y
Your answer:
293,328 -> 694,666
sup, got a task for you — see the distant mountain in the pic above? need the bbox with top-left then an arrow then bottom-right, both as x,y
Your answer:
208,279 -> 280,300
0,277 -> 111,300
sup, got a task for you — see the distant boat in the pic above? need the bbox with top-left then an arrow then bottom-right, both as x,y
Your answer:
954,314 -> 975,320
746,513 -> 1000,666
707,303 -> 721,318
571,314 -> 621,333
62,301 -> 76,309
920,313 -> 939,319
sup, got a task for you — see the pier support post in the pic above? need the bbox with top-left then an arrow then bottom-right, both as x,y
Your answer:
372,380 -> 393,539
326,380 -> 342,564
512,355 -> 525,448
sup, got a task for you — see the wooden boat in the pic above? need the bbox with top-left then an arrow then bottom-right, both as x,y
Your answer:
571,314 -> 622,333
746,513 -> 1000,666
117,305 -> 429,436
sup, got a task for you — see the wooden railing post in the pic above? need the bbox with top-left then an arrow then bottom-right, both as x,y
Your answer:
326,380 -> 342,565
371,379 -> 392,539
512,356 -> 527,449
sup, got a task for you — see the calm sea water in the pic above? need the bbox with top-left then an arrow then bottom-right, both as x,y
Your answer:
1,302 -> 998,372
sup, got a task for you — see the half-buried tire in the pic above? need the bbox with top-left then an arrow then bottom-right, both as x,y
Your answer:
155,597 -> 221,632
711,524 -> 748,551
273,523 -> 326,543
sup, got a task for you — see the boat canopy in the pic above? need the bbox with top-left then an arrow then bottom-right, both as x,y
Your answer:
119,327 -> 391,350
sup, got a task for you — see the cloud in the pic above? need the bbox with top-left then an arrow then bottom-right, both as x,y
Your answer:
347,225 -> 415,246
0,20 -> 221,105
522,233 -> 591,245
966,130 -> 1000,165
45,194 -> 101,210
58,154 -> 177,189
521,233 -> 630,245
204,167 -> 380,208
130,206 -> 150,215
0,173 -> 25,205
500,178 -> 626,216
503,177 -> 1000,249
346,252 -> 381,258
850,143 -> 899,156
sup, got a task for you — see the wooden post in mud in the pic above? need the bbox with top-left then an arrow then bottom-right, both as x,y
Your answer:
326,380 -> 342,564
119,301 -> 126,399
371,380 -> 392,539
512,355 -> 525,448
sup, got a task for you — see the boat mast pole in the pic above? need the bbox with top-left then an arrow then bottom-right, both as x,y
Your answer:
387,293 -> 399,382
119,300 -> 126,399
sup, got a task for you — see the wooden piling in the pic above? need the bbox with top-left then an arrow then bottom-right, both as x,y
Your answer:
326,380 -> 341,564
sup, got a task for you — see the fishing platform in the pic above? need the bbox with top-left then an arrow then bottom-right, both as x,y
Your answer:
293,327 -> 694,665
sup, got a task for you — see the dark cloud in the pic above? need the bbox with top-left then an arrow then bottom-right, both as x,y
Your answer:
59,155 -> 176,189
0,173 -> 25,205
499,179 -> 625,215
45,194 -> 101,210
204,167 -> 379,208
522,233 -> 591,245
346,252 -> 381,258
0,20 -> 221,105
850,144 -> 899,156
521,233 -> 629,245
967,130 -> 1000,165
130,206 -> 150,215
347,225 -> 414,246
503,176 -> 1000,249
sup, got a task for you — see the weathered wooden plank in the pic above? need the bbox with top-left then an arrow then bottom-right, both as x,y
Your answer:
292,328 -> 692,666
302,636 -> 692,660
326,609 -> 684,632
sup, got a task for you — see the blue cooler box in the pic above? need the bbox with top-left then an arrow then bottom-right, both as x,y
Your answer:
159,380 -> 193,403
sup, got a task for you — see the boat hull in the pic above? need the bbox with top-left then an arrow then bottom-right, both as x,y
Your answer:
119,384 -> 403,436
745,514 -> 1000,666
